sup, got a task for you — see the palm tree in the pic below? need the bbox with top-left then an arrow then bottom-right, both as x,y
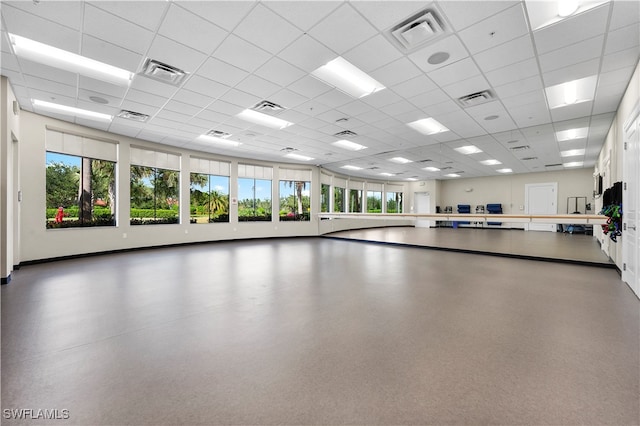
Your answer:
209,190 -> 229,216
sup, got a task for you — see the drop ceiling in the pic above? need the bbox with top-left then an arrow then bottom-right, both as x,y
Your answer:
1,0 -> 638,181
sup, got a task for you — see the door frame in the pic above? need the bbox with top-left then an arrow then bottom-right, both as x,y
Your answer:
622,101 -> 639,297
414,191 -> 431,228
524,182 -> 558,232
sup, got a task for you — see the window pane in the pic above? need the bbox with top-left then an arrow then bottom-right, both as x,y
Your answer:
334,187 -> 345,212
210,175 -> 230,223
349,189 -> 362,213
386,192 -> 403,213
321,184 -> 330,213
255,178 -> 272,221
279,180 -> 310,221
239,178 -> 272,221
367,191 -> 382,213
131,166 -> 179,225
46,152 -> 115,228
190,173 -> 209,224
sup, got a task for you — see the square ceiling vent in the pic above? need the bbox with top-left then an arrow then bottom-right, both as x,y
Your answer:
252,100 -> 285,115
141,58 -> 188,86
387,6 -> 448,53
118,110 -> 149,122
457,90 -> 495,108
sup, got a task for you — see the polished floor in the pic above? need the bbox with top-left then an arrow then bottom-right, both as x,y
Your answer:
2,237 -> 638,425
325,226 -> 613,266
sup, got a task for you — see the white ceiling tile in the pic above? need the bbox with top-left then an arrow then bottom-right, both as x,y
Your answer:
119,99 -> 160,117
408,88 -> 451,109
494,75 -> 543,99
458,4 -> 528,54
83,4 -> 154,54
153,109 -> 193,124
484,58 -> 539,87
390,75 -> 437,99
3,1 -> 83,31
350,1 -> 427,31
23,74 -> 75,98
501,90 -> 547,109
337,100 -> 374,117
89,1 -> 169,31
108,122 -> 144,138
474,35 -> 534,73
286,75 -> 332,99
609,0 -> 640,30
379,100 -> 417,118
181,75 -> 229,100
81,34 -> 142,73
604,23 -> 640,55
278,35 -> 336,73
129,75 -> 179,99
254,57 -> 306,88
1,5 -> 80,52
370,57 -> 423,88
18,60 -> 78,87
269,89 -> 308,109
207,99 -> 245,117
408,35 -> 470,73
361,89 -> 403,108
427,57 -> 480,87
307,4 -> 378,54
422,99 -> 463,117
212,35 -> 272,73
196,57 -> 249,88
601,46 -> 640,74
438,1 -> 518,31
598,66 -> 636,88
538,35 -> 605,73
172,89 -> 215,110
78,89 -> 122,108
145,35 -> 208,74
234,4 -> 302,54
315,89 -> 354,108
541,59 -> 600,87
441,74 -> 491,99
235,75 -> 281,100
533,4 -> 609,54
159,4 -> 228,55
163,100 -> 203,117
264,1 -> 342,31
550,101 -> 594,122
219,89 -> 262,108
342,35 -> 403,73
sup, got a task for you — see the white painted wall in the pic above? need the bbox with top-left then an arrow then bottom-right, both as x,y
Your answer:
438,168 -> 594,229
1,77 -> 20,282
595,60 -> 640,269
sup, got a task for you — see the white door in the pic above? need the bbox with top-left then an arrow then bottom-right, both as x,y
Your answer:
525,182 -> 557,232
623,107 -> 639,297
414,192 -> 431,228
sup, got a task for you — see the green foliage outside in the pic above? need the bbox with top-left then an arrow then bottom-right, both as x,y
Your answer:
190,173 -> 230,223
238,198 -> 272,221
130,165 -> 179,225
367,193 -> 382,213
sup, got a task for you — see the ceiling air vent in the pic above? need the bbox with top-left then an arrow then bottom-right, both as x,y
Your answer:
117,110 -> 149,122
141,58 -> 188,86
457,90 -> 495,107
334,130 -> 358,138
417,159 -> 432,163
509,145 -> 530,151
545,163 -> 563,170
206,130 -> 232,138
252,100 -> 285,114
521,156 -> 538,161
388,7 -> 447,52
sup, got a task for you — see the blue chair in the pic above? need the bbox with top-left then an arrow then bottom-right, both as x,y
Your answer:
456,204 -> 471,225
486,203 -> 502,226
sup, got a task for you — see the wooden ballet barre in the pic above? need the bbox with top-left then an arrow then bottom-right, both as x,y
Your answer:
316,212 -> 609,225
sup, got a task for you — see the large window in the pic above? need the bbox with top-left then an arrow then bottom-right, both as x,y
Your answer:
349,188 -> 363,213
367,191 -> 382,213
130,166 -> 180,225
190,174 -> 230,223
321,184 -> 330,213
334,187 -> 345,212
46,152 -> 116,228
386,191 -> 403,213
280,180 -> 311,221
238,178 -> 272,221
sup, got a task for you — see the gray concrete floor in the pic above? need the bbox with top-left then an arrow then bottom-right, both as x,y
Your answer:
325,226 -> 613,265
2,237 -> 638,425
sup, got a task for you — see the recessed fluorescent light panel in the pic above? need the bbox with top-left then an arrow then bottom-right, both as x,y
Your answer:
332,139 -> 367,151
454,145 -> 483,155
311,56 -> 385,98
423,166 -> 440,172
496,168 -> 513,173
379,172 -> 395,177
285,153 -> 314,161
406,177 -> 418,181
560,149 -> 585,157
407,117 -> 449,135
545,76 -> 597,109
563,161 -> 584,168
444,173 -> 460,177
526,0 -> 608,30
32,99 -> 112,121
341,165 -> 363,170
196,134 -> 241,147
389,157 -> 412,164
556,127 -> 589,141
237,109 -> 292,129
10,34 -> 133,85
480,159 -> 502,165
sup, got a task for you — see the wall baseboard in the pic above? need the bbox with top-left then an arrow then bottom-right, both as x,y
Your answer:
1,274 -> 11,285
